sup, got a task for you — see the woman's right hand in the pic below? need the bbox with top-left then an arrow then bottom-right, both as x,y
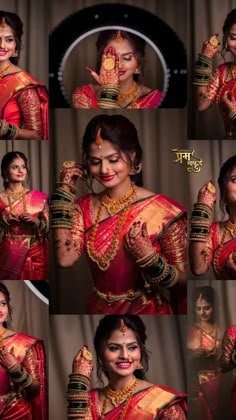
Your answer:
201,34 -> 220,59
197,181 -> 216,209
72,345 -> 94,377
59,161 -> 86,192
86,46 -> 119,87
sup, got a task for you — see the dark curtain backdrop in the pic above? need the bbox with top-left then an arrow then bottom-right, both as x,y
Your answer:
188,0 -> 236,139
188,279 -> 236,419
49,314 -> 186,420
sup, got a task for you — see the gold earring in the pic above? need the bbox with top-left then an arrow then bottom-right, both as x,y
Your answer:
134,68 -> 140,74
136,361 -> 144,370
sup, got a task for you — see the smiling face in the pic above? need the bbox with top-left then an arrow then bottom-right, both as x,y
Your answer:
225,167 -> 236,205
7,156 -> 27,184
0,24 -> 16,65
226,23 -> 236,58
195,297 -> 213,323
101,328 -> 141,379
87,140 -> 133,191
0,291 -> 9,326
106,38 -> 138,83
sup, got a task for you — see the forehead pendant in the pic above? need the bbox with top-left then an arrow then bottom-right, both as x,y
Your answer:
116,30 -> 123,44
119,319 -> 128,335
95,127 -> 103,149
0,17 -> 6,31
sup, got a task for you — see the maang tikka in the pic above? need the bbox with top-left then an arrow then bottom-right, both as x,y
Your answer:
95,127 -> 103,149
119,319 -> 128,335
116,30 -> 123,44
0,17 -> 7,31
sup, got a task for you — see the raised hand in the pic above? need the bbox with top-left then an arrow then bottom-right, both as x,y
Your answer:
197,181 -> 216,209
201,33 -> 220,59
226,252 -> 236,277
59,161 -> 86,192
86,46 -> 119,87
124,221 -> 155,261
0,346 -> 18,369
18,213 -> 40,226
72,345 -> 94,377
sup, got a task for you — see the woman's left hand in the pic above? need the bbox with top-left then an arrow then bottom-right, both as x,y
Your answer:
0,346 -> 18,369
19,213 -> 39,226
226,252 -> 236,277
222,90 -> 236,112
124,221 -> 155,260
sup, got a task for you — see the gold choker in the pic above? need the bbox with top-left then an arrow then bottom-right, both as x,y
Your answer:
0,63 -> 11,79
0,327 -> 6,346
102,184 -> 136,216
118,82 -> 139,107
100,377 -> 137,419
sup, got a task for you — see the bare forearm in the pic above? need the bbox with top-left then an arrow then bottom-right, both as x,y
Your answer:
54,229 -> 79,267
195,86 -> 211,111
189,242 -> 209,275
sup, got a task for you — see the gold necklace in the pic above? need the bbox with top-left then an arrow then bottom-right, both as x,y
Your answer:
213,219 -> 236,274
199,324 -> 218,352
100,378 -> 137,419
0,63 -> 11,79
0,326 -> 6,346
102,184 -> 136,216
5,188 -> 27,215
118,82 -> 139,107
87,185 -> 137,271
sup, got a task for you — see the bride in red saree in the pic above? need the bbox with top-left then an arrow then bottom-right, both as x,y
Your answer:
0,12 -> 48,140
220,324 -> 236,419
0,152 -> 48,280
67,315 -> 187,419
72,30 -> 162,109
0,282 -> 47,420
193,9 -> 236,139
50,114 -> 187,314
187,286 -> 222,420
189,155 -> 236,279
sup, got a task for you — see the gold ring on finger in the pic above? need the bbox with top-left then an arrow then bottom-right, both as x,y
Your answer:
82,348 -> 93,362
129,225 -> 140,238
62,161 -> 76,169
208,36 -> 218,47
103,57 -> 115,71
207,183 -> 216,193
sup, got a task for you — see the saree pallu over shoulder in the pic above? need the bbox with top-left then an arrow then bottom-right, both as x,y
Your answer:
0,71 -> 48,139
73,84 -> 162,108
0,332 -> 47,420
76,194 -> 186,314
211,222 -> 236,279
90,385 -> 187,419
0,190 -> 49,280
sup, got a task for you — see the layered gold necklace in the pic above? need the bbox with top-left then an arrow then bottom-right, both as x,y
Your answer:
0,326 -> 6,346
5,188 -> 27,215
87,185 -> 137,271
118,82 -> 139,107
198,323 -> 218,352
0,63 -> 11,79
100,377 -> 137,419
213,219 -> 236,274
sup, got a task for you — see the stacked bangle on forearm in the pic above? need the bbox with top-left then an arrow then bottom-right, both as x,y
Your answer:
137,249 -> 178,287
189,202 -> 212,242
0,119 -> 20,139
98,85 -> 120,108
67,373 -> 91,419
8,362 -> 33,388
193,53 -> 212,86
50,187 -> 75,229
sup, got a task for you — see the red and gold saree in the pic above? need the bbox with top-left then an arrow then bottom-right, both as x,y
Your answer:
221,325 -> 236,419
0,71 -> 48,139
72,84 -> 162,108
90,385 -> 187,419
188,324 -> 222,420
72,194 -> 187,314
207,63 -> 236,138
0,190 -> 49,280
0,332 -> 47,420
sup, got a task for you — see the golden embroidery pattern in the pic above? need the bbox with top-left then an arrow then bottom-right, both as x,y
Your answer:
18,89 -> 43,136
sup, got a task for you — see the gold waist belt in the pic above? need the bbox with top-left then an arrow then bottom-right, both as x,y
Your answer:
94,288 -> 143,303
